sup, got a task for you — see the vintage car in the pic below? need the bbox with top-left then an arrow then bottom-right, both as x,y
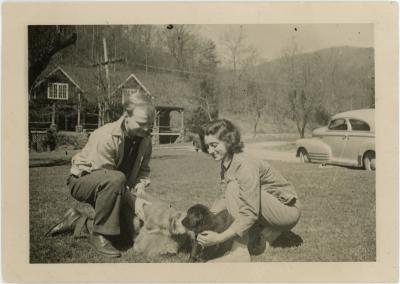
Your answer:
296,108 -> 375,171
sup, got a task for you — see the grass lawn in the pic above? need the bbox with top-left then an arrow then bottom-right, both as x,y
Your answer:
30,148 -> 375,263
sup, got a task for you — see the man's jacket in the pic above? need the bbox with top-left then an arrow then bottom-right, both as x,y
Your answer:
70,116 -> 152,187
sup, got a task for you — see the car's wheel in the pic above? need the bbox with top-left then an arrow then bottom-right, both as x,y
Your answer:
363,151 -> 376,171
298,148 -> 310,163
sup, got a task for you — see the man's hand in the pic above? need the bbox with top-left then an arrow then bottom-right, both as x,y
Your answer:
134,197 -> 151,221
126,183 -> 146,197
278,192 -> 296,205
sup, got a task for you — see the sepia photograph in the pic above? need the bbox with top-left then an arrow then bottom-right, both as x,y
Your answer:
1,2 -> 397,282
28,23 -> 375,263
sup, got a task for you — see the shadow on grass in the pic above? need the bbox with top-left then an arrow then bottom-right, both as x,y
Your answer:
341,165 -> 368,171
272,231 -> 303,248
29,159 -> 71,168
152,154 -> 183,160
248,230 -> 303,256
314,163 -> 368,172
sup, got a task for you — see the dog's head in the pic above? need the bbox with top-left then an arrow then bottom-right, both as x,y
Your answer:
169,211 -> 188,235
141,200 -> 188,236
182,204 -> 212,233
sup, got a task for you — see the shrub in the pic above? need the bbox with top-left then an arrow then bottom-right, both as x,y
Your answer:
184,131 -> 201,143
56,131 -> 89,150
313,107 -> 331,126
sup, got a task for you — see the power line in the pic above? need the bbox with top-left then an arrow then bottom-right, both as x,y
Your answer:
72,51 -> 209,77
132,62 -> 209,76
61,52 -> 295,87
91,58 -> 126,67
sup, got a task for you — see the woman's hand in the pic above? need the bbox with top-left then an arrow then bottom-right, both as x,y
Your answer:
197,231 -> 223,247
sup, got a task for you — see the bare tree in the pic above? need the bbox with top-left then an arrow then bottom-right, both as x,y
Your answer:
163,25 -> 198,72
246,79 -> 266,137
192,40 -> 219,124
281,42 -> 322,138
221,26 -> 258,113
142,25 -> 153,73
196,79 -> 219,121
237,50 -> 269,137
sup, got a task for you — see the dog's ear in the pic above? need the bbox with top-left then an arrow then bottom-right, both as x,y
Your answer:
190,211 -> 204,231
182,213 -> 199,230
181,215 -> 190,228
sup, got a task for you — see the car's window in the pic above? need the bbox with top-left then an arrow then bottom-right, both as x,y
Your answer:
349,119 -> 370,131
328,118 -> 348,131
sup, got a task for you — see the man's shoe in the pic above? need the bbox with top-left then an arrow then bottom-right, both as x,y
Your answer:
44,208 -> 82,237
248,235 -> 266,256
88,233 -> 121,258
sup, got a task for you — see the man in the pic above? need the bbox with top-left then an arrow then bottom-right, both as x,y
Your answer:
46,92 -> 155,258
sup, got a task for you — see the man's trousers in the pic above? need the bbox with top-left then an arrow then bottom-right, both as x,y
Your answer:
67,169 -> 135,245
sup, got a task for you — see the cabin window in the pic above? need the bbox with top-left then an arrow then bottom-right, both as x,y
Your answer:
122,88 -> 139,104
349,119 -> 370,131
47,83 -> 68,100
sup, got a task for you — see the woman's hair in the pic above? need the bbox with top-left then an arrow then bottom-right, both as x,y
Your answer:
199,119 -> 244,154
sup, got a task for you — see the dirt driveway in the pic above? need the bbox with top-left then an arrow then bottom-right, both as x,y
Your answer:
244,141 -> 298,163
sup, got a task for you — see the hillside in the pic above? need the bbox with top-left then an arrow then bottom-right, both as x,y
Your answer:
255,46 -> 374,114
218,46 -> 374,135
36,44 -> 374,137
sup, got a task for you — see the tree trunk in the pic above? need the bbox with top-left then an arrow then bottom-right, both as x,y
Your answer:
297,116 -> 307,138
29,32 -> 77,91
253,111 -> 261,137
296,120 -> 304,138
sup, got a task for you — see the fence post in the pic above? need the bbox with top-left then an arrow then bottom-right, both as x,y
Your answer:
75,93 -> 83,132
50,103 -> 57,131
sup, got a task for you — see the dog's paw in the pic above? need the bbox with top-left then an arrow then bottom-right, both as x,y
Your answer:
188,254 -> 201,263
132,243 -> 145,254
158,240 -> 179,256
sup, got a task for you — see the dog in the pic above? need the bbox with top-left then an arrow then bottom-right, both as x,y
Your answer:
132,198 -> 190,257
182,204 -> 234,262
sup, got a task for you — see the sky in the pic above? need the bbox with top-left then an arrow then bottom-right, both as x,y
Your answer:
197,24 -> 373,63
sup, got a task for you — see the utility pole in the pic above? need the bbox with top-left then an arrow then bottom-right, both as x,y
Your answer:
114,37 -> 117,72
91,26 -> 95,60
145,53 -> 148,73
102,38 -> 111,122
103,38 -> 111,97
91,38 -> 124,125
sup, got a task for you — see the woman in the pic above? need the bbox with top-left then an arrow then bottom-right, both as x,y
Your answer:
196,119 -> 301,262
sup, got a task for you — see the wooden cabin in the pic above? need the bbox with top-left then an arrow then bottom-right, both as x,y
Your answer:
112,73 -> 185,144
154,106 -> 184,144
29,66 -> 85,132
30,66 -> 185,144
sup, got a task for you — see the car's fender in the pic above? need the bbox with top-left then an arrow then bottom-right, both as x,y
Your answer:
296,138 -> 331,163
357,137 -> 375,166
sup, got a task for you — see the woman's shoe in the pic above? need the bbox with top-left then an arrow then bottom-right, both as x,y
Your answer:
248,227 -> 282,255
